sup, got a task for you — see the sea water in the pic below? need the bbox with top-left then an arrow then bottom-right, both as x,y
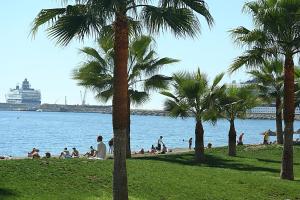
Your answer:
1,111 -> 299,157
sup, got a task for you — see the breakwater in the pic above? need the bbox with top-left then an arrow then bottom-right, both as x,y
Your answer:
0,102 -> 299,120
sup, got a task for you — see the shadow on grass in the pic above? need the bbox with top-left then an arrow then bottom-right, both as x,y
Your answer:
239,157 -> 300,166
135,153 -> 280,173
0,188 -> 17,199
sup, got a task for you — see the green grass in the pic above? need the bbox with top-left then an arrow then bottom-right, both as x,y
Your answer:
0,145 -> 300,200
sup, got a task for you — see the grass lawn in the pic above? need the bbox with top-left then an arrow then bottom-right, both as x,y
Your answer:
0,145 -> 299,200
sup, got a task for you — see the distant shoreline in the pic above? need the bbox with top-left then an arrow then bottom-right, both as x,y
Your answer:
0,102 -> 299,120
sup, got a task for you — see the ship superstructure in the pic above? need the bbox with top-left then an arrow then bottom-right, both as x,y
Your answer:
6,78 -> 41,105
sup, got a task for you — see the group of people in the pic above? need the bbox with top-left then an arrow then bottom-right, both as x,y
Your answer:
59,147 -> 79,159
27,135 -> 109,160
155,136 -> 169,154
136,136 -> 169,155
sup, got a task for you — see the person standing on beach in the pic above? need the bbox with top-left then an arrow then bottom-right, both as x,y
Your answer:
108,137 -> 114,154
96,135 -> 106,159
188,138 -> 193,150
157,136 -> 164,151
237,133 -> 244,145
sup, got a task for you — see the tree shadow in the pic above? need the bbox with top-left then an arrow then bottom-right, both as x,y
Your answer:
237,157 -> 300,166
135,153 -> 280,173
256,158 -> 282,164
0,188 -> 17,199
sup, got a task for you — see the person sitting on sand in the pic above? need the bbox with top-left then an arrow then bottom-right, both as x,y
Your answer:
45,152 -> 51,158
95,135 -> 106,159
160,144 -> 167,154
139,148 -> 145,154
150,145 -> 156,153
28,148 -> 37,157
84,146 -> 95,157
32,149 -> 40,159
71,147 -> 79,158
59,148 -> 71,159
237,133 -> 244,145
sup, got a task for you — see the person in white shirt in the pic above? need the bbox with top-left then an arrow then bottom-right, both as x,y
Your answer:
95,135 -> 106,159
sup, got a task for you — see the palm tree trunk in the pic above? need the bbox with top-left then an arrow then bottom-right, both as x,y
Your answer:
126,96 -> 131,158
281,56 -> 294,180
228,119 -> 236,156
276,96 -> 283,144
195,120 -> 204,162
112,13 -> 129,199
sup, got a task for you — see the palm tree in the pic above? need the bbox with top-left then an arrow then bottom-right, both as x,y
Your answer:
229,0 -> 300,180
248,60 -> 284,144
73,35 -> 178,158
31,1 -> 214,197
161,69 -> 225,162
217,85 -> 258,156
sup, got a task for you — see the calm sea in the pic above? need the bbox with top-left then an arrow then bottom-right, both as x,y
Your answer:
1,111 -> 300,157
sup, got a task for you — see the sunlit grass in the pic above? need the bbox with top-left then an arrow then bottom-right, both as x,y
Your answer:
0,145 -> 299,200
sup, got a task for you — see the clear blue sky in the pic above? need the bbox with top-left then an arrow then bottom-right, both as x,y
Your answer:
0,0 -> 252,109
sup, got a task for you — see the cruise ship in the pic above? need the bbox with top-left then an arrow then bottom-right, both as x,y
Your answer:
6,78 -> 41,105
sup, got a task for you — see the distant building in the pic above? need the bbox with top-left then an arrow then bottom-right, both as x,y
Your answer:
6,78 -> 41,105
228,79 -> 300,115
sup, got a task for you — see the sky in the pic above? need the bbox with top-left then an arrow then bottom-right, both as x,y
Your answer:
0,0 -> 253,109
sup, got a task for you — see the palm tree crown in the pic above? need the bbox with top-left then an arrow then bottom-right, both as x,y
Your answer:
32,0 -> 214,46
161,69 -> 225,161
73,35 -> 178,104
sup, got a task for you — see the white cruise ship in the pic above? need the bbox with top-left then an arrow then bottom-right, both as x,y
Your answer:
6,78 -> 41,105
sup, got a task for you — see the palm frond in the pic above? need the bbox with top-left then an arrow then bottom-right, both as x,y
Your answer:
163,99 -> 190,118
144,75 -> 172,91
129,90 -> 150,105
141,6 -> 200,38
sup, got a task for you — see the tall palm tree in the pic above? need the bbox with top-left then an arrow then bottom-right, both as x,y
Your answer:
217,85 -> 258,156
73,35 -> 178,158
161,69 -> 225,162
248,60 -> 284,144
31,1 -> 214,198
229,0 -> 300,180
